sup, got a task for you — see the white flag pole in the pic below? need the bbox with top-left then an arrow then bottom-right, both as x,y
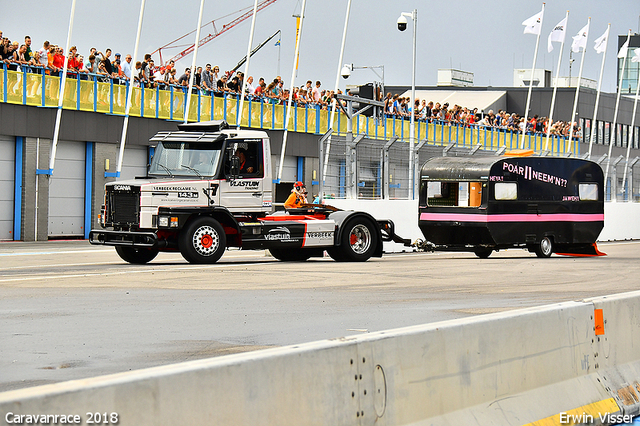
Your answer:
116,0 -> 146,177
322,0 -> 352,188
588,24 -> 610,159
621,49 -> 640,199
568,18 -> 590,149
237,0 -> 259,130
184,0 -> 205,123
604,30 -> 632,196
520,3 -> 544,149
48,0 -> 77,174
545,10 -> 569,151
276,0 -> 307,181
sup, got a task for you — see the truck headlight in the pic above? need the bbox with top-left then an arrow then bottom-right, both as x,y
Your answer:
159,216 -> 169,227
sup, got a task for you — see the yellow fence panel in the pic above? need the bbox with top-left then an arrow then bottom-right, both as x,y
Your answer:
249,100 -> 262,128
172,91 -> 185,121
308,108 -> 318,134
200,96 -> 212,122
273,104 -> 284,129
25,73 -> 43,106
225,97 -> 238,126
6,70 -> 22,104
156,90 -> 170,119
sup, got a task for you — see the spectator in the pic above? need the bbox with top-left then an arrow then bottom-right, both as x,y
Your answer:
121,54 -> 132,81
24,36 -> 32,62
201,63 -> 213,95
178,67 -> 190,88
245,75 -> 255,95
312,81 -> 321,103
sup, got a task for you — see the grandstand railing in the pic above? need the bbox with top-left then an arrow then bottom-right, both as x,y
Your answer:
0,65 -> 579,155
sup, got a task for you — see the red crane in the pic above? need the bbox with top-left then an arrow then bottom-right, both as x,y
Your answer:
152,0 -> 280,65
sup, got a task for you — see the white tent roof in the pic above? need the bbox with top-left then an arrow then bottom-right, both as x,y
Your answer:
399,90 -> 507,112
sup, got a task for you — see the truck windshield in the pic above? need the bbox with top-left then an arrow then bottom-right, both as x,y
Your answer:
149,141 -> 223,177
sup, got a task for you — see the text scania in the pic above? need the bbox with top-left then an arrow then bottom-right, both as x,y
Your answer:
502,161 -> 568,187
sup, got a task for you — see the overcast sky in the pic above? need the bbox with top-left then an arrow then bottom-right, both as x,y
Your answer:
1,0 -> 639,94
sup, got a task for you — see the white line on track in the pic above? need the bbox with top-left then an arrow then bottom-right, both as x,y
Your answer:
0,260 -> 280,283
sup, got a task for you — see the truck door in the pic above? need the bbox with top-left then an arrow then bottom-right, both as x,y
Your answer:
219,139 -> 265,212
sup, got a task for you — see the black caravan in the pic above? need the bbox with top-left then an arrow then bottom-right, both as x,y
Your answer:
418,155 -> 605,258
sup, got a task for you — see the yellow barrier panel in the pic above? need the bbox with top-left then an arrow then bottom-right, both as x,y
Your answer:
248,99 -> 261,128
318,109 -> 329,134
95,81 -> 110,113
236,98 -> 250,128
172,90 -> 185,121
273,104 -> 284,129
0,71 -> 3,99
262,102 -> 273,129
78,80 -> 94,111
212,95 -> 223,121
156,90 -> 170,120
6,70 -> 21,104
111,84 -> 127,115
44,76 -> 59,107
293,105 -> 304,131
142,88 -> 156,118
187,95 -> 199,122
308,107 -> 318,134
25,73 -> 42,106
62,78 -> 77,109
200,96 -> 212,122
226,97 -> 238,126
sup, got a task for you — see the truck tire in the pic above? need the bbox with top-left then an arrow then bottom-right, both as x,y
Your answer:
115,246 -> 159,264
269,248 -> 312,261
474,248 -> 493,259
179,217 -> 226,264
333,217 -> 378,262
534,236 -> 553,258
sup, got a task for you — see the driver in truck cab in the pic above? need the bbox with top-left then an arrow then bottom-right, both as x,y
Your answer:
284,181 -> 307,209
234,147 -> 254,174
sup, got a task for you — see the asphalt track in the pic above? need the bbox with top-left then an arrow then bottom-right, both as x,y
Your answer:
1,240 -> 639,392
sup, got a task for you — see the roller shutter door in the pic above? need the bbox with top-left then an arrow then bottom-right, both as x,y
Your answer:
0,136 -> 15,240
48,141 -> 85,237
272,155 -> 297,181
118,146 -> 148,181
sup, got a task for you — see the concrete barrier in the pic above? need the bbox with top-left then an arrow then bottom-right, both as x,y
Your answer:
3,291 -> 640,425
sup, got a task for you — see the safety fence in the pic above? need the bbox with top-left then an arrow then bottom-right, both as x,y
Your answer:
0,67 -> 579,155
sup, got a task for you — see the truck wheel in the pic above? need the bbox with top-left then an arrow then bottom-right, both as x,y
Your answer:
179,217 -> 226,264
335,218 -> 378,262
115,246 -> 159,264
474,248 -> 492,259
269,248 -> 312,261
534,236 -> 553,258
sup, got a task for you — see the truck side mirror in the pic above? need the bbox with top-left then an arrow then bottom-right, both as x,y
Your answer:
229,155 -> 240,180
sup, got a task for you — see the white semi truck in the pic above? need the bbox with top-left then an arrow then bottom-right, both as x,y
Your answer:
89,121 -> 409,264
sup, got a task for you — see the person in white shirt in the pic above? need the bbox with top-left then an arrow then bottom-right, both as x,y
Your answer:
245,75 -> 255,95
121,54 -> 132,81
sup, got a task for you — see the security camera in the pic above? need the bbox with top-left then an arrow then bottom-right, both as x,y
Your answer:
397,15 -> 408,31
341,65 -> 351,79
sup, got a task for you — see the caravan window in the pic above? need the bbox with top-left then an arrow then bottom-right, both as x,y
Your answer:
494,182 -> 517,200
579,184 -> 598,201
426,181 -> 483,207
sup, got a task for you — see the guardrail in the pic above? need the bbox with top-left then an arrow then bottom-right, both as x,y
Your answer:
2,289 -> 639,425
0,66 -> 578,155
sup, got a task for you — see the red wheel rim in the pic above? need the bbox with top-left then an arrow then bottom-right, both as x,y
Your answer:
201,234 -> 213,248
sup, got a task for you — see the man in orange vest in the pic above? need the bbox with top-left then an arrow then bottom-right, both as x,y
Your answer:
284,181 -> 307,209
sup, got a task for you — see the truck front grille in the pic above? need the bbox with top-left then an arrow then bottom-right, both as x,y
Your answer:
106,189 -> 140,226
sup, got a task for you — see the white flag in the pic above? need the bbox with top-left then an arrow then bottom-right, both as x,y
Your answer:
571,21 -> 590,53
618,38 -> 630,59
547,16 -> 568,52
523,9 -> 544,35
593,27 -> 609,54
632,48 -> 640,63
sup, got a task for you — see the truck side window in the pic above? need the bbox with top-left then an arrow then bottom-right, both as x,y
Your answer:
579,183 -> 598,201
494,182 -> 517,200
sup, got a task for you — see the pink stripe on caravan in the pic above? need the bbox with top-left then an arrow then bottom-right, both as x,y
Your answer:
419,213 -> 604,223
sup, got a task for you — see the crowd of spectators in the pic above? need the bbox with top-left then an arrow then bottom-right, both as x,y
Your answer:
0,30 -> 580,140
381,93 -> 581,139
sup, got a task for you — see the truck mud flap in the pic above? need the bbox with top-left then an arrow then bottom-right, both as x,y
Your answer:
555,243 -> 607,257
377,220 -> 412,246
89,230 -> 158,248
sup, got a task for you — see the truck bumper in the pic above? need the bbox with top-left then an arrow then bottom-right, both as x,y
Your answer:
89,229 -> 158,248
